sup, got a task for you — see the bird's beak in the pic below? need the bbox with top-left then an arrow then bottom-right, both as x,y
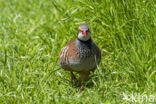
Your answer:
82,31 -> 87,36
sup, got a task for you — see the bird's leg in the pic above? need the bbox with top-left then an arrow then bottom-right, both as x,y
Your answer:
70,72 -> 78,85
79,71 -> 90,91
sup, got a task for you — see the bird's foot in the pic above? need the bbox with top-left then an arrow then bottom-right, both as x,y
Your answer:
71,79 -> 78,85
71,72 -> 78,85
77,85 -> 84,92
79,85 -> 84,91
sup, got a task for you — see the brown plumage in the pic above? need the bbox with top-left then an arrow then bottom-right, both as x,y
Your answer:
59,24 -> 101,90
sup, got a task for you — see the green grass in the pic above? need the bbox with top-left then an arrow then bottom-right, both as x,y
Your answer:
0,0 -> 156,103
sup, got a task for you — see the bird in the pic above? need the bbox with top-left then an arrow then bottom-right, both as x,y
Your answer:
59,24 -> 101,90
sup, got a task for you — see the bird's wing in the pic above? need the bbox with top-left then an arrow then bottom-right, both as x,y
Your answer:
59,40 -> 77,70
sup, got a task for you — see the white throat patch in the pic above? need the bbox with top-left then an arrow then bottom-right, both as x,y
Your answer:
78,32 -> 91,41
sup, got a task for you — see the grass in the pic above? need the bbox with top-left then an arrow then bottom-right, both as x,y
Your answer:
0,0 -> 156,103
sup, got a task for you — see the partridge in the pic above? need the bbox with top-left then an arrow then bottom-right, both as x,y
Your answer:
59,24 -> 101,90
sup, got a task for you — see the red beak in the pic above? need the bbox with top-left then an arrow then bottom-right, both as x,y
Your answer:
82,31 -> 87,36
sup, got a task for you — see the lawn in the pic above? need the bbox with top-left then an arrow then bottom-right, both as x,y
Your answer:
0,0 -> 156,103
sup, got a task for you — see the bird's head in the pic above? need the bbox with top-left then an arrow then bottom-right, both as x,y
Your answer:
77,24 -> 91,41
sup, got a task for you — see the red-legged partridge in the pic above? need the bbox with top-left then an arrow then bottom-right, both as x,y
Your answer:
59,24 -> 101,90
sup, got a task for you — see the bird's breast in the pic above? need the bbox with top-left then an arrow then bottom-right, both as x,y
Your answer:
68,48 -> 96,71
